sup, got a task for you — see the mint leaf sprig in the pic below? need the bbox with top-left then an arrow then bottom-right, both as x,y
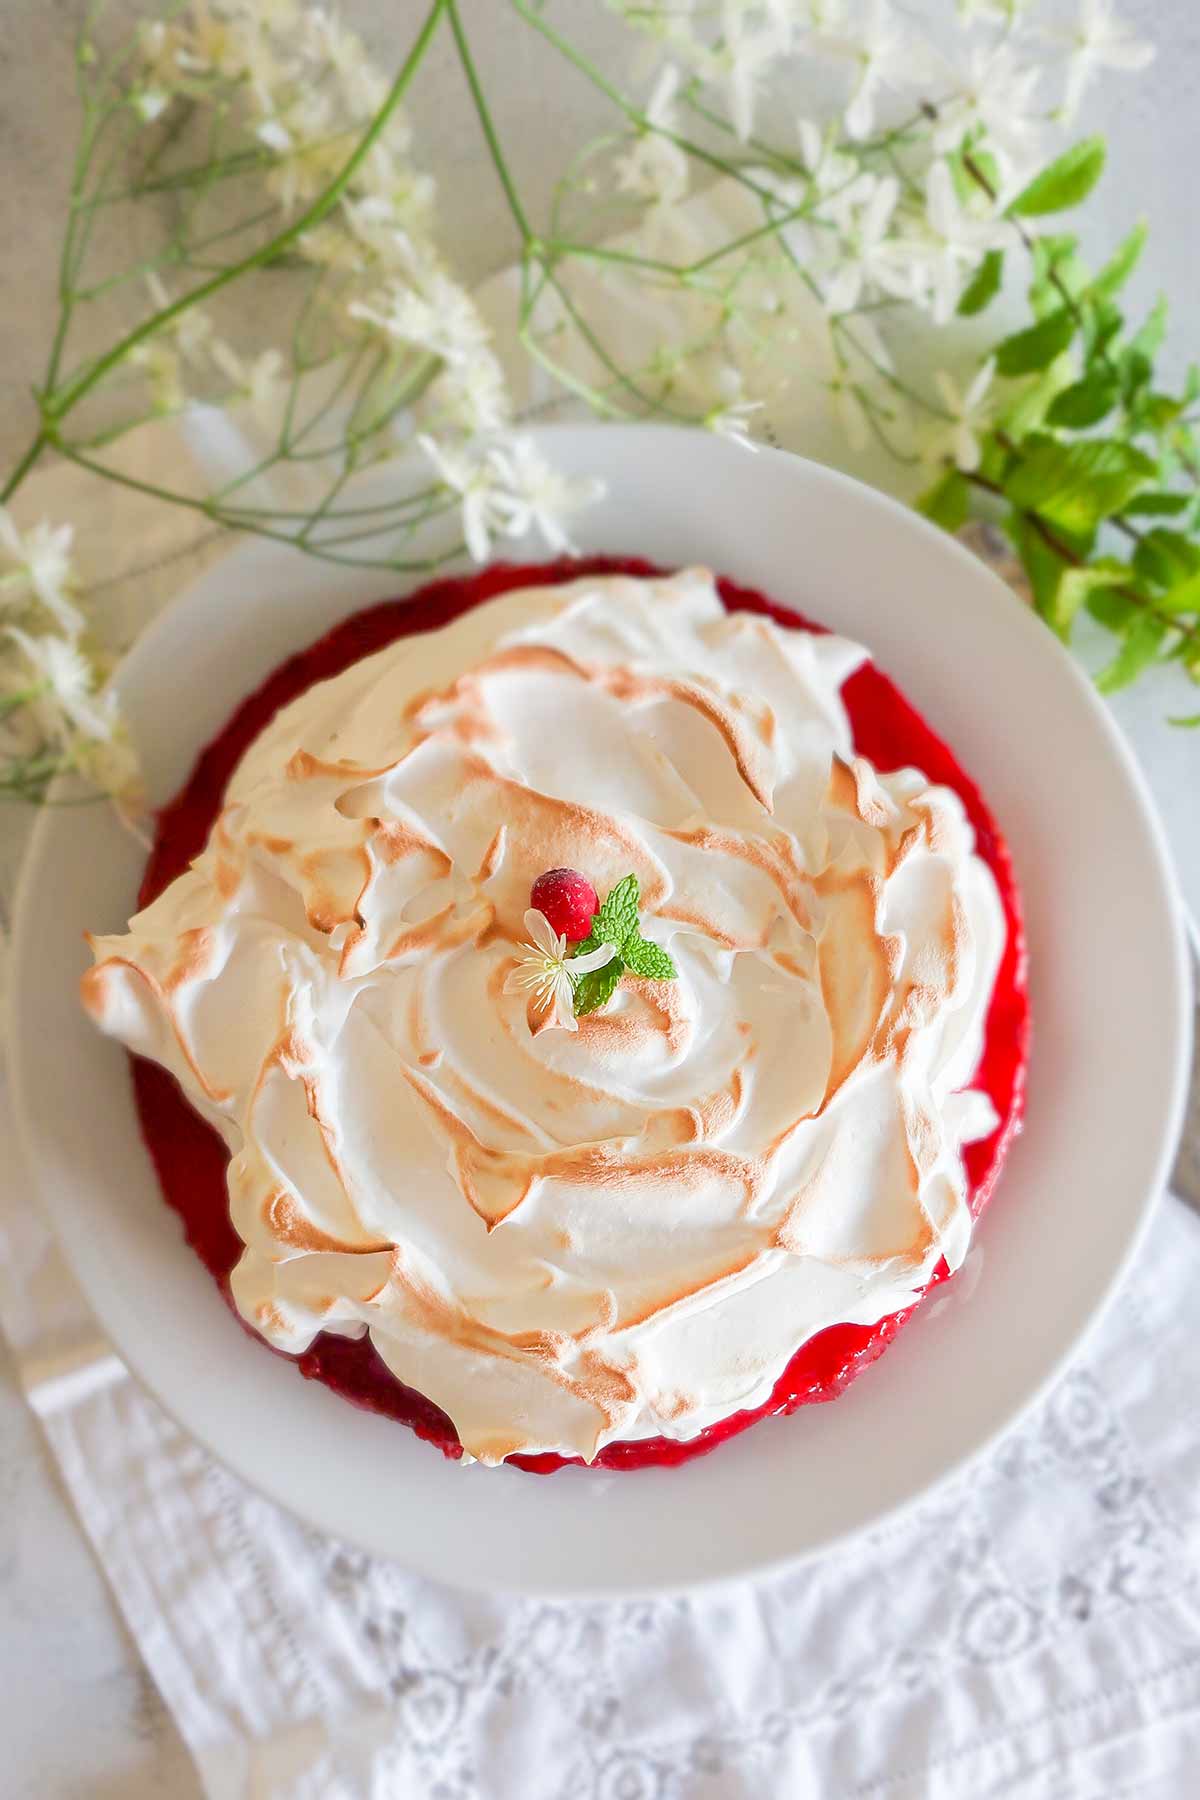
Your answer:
570,873 -> 677,1017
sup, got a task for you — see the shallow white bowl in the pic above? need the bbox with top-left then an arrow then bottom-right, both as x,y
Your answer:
6,424 -> 1191,1595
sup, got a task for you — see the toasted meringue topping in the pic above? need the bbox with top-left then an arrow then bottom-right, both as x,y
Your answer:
83,570 -> 1005,1463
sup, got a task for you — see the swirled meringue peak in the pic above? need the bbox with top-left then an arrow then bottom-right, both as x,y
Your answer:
83,568 -> 1005,1465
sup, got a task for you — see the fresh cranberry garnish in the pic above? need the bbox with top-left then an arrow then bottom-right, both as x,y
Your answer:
529,867 -> 599,943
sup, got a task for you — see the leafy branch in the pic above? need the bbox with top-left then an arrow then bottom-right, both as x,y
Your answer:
919,137 -> 1200,701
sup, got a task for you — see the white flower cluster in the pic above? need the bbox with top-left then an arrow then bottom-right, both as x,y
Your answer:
0,509 -> 137,799
129,0 -> 597,559
612,0 -> 1152,142
601,0 -> 1152,463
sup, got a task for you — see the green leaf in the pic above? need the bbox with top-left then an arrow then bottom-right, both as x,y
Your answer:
1046,369 -> 1121,428
571,872 -> 677,1012
1029,233 -> 1086,318
1011,137 -> 1106,216
622,936 -> 678,980
917,469 -> 971,532
1083,298 -> 1124,362
1129,294 -> 1168,361
1092,221 -> 1147,299
957,250 -> 1004,317
573,955 -> 624,1017
1132,528 -> 1200,591
1120,491 -> 1191,518
1051,559 -> 1134,638
1087,589 -> 1140,631
1133,392 -> 1184,431
590,873 -> 640,949
995,309 -> 1076,377
1005,436 -> 1156,534
1095,613 -> 1167,694
1158,570 -> 1200,616
1007,512 -> 1071,621
998,361 -> 1076,439
1168,713 -> 1200,727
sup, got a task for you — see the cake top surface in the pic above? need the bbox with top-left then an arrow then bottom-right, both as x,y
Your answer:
84,569 -> 1004,1462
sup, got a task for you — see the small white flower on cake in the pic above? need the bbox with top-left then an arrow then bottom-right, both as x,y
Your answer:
503,909 -> 617,1035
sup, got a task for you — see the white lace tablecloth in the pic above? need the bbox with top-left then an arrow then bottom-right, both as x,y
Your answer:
2,395 -> 1200,1796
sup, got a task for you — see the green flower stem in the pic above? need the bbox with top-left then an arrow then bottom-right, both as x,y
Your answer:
681,202 -> 823,277
86,143 -> 287,208
509,0 -> 780,204
0,686 -> 43,724
833,317 -> 954,423
0,432 -> 49,505
446,1 -> 533,243
520,260 -> 703,422
539,240 -> 687,278
44,78 -> 109,393
52,442 -> 458,574
219,488 -> 443,524
42,0 -> 449,428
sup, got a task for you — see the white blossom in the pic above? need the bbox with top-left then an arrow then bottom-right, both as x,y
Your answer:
503,909 -> 617,1034
956,0 -> 1033,20
614,65 -> 689,206
1051,0 -> 1155,119
132,88 -> 170,124
819,0 -> 909,141
820,175 -> 915,313
796,120 -> 878,230
418,436 -> 512,564
259,98 -> 347,213
349,271 -> 492,368
805,0 -> 846,26
303,7 -> 387,116
908,158 -> 1011,324
210,342 -> 286,422
419,433 -> 602,563
929,42 -> 1044,173
128,342 -> 187,415
931,357 -> 996,471
136,19 -> 183,84
486,438 -> 605,556
720,8 -> 790,141
5,627 -> 117,745
226,0 -> 301,28
706,398 -> 764,449
173,12 -> 263,88
0,510 -> 83,635
357,145 -> 436,240
428,350 -> 512,437
144,273 -> 213,365
296,221 -> 369,275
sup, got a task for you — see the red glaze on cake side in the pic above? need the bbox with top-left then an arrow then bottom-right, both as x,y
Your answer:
131,556 -> 1029,1472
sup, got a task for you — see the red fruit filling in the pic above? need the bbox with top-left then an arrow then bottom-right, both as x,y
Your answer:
130,555 -> 1029,1473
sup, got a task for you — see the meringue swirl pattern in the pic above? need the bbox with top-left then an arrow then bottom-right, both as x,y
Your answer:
83,570 -> 1005,1464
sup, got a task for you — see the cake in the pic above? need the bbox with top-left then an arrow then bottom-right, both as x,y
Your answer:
82,559 -> 1028,1469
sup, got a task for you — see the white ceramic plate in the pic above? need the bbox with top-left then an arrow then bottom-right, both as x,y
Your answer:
7,425 -> 1191,1596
